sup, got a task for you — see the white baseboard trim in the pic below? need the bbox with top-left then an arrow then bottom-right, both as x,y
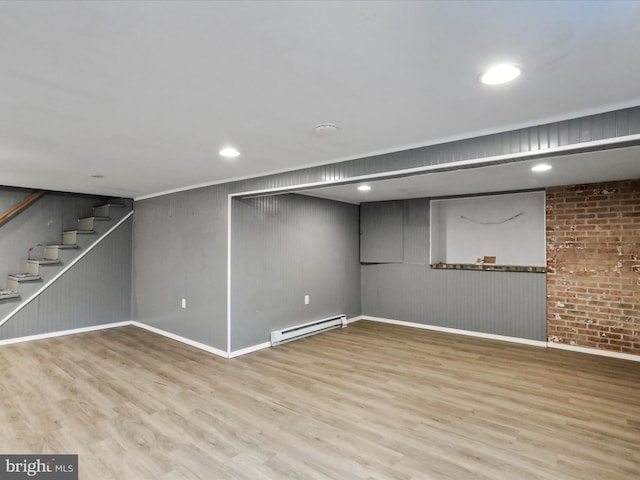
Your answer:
362,316 -> 640,361
131,321 -> 228,358
6,316 -> 635,363
548,342 -> 640,362
345,315 -> 364,325
362,316 -> 547,348
0,321 -> 134,347
229,342 -> 271,358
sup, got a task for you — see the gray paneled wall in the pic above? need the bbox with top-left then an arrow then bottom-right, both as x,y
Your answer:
362,264 -> 547,340
132,185 -> 230,350
0,186 -> 30,218
0,216 -> 133,340
402,198 -> 430,264
360,197 -> 547,341
230,194 -> 360,351
132,106 -> 639,351
360,201 -> 404,263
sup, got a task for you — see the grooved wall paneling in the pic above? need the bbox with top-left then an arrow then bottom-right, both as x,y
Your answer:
0,216 -> 133,340
133,106 -> 640,352
361,195 -> 547,341
362,263 -> 547,340
403,198 -> 430,265
230,194 -> 360,351
132,185 -> 230,351
360,201 -> 404,263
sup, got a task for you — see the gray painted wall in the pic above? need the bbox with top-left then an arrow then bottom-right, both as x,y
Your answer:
403,198 -> 430,264
361,197 -> 547,341
132,185 -> 230,350
132,106 -> 638,351
360,201 -> 404,263
0,215 -> 133,340
231,194 -> 360,351
362,264 -> 547,340
0,186 -> 31,219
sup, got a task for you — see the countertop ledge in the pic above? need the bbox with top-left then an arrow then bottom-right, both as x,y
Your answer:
430,263 -> 547,273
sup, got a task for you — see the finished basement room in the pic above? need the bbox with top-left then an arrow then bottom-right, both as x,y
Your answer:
0,1 -> 639,479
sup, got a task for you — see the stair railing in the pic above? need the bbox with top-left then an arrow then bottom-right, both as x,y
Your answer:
0,190 -> 46,226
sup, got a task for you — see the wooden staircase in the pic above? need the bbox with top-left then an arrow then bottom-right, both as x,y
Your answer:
0,202 -> 126,302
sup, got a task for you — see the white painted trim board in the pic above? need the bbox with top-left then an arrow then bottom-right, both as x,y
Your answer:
0,321 -> 133,347
132,322 -> 228,358
229,342 -> 271,358
360,316 -> 547,347
548,342 -> 640,363
1,315 -> 638,364
357,316 -> 640,362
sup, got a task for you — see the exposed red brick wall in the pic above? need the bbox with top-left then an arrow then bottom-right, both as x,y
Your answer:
546,179 -> 640,354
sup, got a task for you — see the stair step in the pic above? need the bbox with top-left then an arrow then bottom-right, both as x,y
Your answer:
93,203 -> 124,217
78,216 -> 110,230
27,258 -> 61,266
45,244 -> 79,256
62,230 -> 94,245
0,289 -> 19,300
26,257 -> 61,275
8,273 -> 41,282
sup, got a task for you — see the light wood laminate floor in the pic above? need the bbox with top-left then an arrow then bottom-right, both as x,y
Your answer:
0,321 -> 639,479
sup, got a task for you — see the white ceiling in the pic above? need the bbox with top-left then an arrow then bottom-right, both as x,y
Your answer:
1,1 -> 640,200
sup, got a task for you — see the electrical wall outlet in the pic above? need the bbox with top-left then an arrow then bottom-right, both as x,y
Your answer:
304,295 -> 310,305
181,298 -> 187,309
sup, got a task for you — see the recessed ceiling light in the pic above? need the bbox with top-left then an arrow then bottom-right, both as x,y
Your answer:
531,164 -> 552,172
219,147 -> 240,158
480,64 -> 521,85
314,123 -> 339,135
357,185 -> 371,192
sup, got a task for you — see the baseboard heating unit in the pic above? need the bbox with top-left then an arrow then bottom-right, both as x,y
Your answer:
270,314 -> 347,346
